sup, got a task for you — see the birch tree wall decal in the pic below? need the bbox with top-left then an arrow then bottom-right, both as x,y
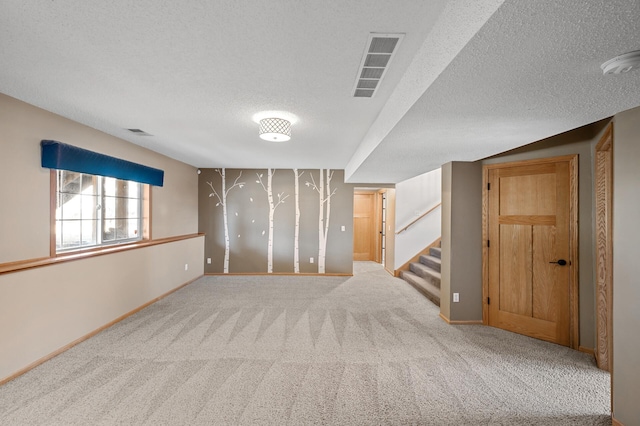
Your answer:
256,169 -> 289,273
206,169 -> 244,273
293,169 -> 304,273
306,169 -> 336,273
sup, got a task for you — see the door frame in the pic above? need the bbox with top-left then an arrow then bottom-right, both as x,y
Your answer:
594,123 -> 613,371
482,154 -> 579,349
373,190 -> 383,263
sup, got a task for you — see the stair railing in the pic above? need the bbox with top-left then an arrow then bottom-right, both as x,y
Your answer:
396,202 -> 442,235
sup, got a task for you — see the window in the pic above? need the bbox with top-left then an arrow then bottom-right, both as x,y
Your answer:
55,170 -> 144,252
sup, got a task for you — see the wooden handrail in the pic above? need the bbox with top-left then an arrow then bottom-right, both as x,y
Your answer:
396,202 -> 442,235
0,233 -> 204,276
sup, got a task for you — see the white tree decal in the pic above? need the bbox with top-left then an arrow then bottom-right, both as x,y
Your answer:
256,169 -> 289,273
207,169 -> 244,273
306,169 -> 336,273
293,169 -> 305,273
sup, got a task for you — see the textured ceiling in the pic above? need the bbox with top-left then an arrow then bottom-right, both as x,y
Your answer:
1,1 -> 639,183
347,0 -> 640,182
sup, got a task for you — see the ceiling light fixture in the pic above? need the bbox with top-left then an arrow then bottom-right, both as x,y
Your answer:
601,50 -> 640,75
259,117 -> 291,142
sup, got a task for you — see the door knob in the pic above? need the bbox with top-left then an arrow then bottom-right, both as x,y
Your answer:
549,259 -> 568,266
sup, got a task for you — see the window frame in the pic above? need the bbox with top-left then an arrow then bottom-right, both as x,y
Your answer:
50,170 -> 151,256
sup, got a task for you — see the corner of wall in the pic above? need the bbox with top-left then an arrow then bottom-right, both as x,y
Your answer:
440,163 -> 452,320
448,162 -> 483,321
612,105 -> 640,424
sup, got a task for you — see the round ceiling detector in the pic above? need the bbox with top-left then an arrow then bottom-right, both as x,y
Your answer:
259,118 -> 291,142
601,50 -> 640,75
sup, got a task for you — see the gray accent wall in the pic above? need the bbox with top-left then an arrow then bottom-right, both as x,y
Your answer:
612,106 -> 640,424
441,162 -> 483,322
199,169 -> 354,274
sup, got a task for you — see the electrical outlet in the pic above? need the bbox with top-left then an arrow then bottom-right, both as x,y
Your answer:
341,225 -> 346,231
184,263 -> 189,271
207,258 -> 211,264
310,257 -> 314,264
453,293 -> 459,303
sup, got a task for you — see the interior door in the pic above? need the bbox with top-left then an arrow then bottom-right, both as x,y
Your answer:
353,192 -> 376,261
487,158 -> 574,346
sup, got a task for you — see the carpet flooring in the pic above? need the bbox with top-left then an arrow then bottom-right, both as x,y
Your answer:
0,262 -> 611,425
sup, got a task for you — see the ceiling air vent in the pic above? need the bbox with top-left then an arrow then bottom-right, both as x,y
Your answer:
353,33 -> 404,98
127,128 -> 153,136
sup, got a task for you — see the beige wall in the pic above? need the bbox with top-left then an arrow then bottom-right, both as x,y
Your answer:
0,238 -> 203,381
0,93 -> 198,263
0,93 -> 203,381
481,120 -> 609,349
440,162 -> 483,321
612,106 -> 640,424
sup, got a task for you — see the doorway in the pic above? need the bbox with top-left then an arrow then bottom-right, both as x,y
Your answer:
353,191 -> 381,262
483,155 -> 578,348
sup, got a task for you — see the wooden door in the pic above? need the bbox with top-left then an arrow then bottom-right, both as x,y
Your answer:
353,192 -> 376,261
487,156 -> 576,347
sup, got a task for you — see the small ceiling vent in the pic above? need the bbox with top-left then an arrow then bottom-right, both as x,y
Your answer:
353,33 -> 404,98
127,128 -> 153,136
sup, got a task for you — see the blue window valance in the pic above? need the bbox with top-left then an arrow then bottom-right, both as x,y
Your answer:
41,140 -> 164,187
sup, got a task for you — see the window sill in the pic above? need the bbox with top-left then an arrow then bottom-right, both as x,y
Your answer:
0,233 -> 204,276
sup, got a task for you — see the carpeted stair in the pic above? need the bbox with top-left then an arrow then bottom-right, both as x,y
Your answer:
401,244 -> 441,306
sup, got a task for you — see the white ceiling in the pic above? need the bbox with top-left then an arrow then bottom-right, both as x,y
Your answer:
1,1 -> 639,183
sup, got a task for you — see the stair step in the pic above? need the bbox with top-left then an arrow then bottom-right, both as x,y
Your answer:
430,246 -> 441,259
400,271 -> 441,306
409,262 -> 441,288
419,254 -> 441,273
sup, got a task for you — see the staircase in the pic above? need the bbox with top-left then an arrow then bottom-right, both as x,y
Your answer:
400,244 -> 441,306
